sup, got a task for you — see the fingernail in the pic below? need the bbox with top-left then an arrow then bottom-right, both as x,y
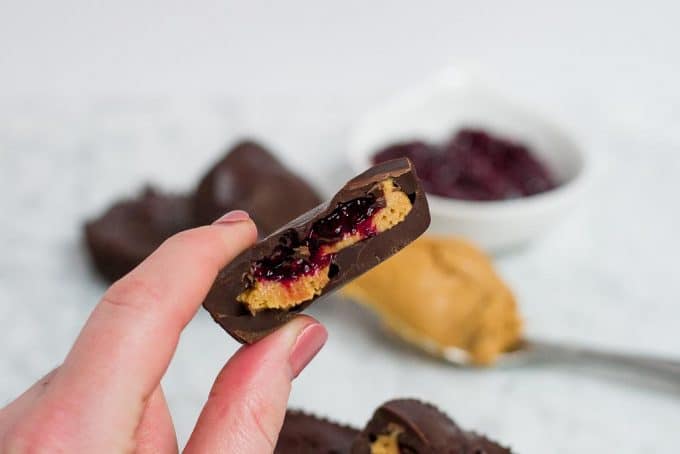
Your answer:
213,210 -> 250,225
289,323 -> 328,379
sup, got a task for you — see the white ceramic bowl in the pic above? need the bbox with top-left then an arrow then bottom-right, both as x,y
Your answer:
348,68 -> 587,252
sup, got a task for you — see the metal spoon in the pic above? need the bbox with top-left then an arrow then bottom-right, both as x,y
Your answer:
441,338 -> 680,383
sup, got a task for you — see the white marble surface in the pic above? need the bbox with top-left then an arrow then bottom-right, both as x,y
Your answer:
2,1 -> 680,452
1,95 -> 679,453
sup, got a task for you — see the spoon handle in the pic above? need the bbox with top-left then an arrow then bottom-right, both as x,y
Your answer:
522,338 -> 680,380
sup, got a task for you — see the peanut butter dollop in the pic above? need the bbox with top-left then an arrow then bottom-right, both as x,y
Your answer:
343,236 -> 522,365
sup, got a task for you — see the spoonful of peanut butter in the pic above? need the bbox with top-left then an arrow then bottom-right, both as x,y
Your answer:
344,236 -> 522,365
344,237 -> 680,383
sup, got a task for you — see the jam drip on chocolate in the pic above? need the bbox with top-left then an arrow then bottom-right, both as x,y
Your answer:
249,194 -> 386,284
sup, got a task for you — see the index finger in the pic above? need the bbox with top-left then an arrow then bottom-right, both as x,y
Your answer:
31,215 -> 256,450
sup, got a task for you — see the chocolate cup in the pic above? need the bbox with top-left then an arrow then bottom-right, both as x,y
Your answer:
275,410 -> 359,454
84,187 -> 194,282
351,399 -> 513,454
203,158 -> 431,343
193,140 -> 322,236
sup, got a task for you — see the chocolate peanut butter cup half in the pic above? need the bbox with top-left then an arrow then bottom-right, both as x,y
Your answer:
203,158 -> 430,343
351,399 -> 512,454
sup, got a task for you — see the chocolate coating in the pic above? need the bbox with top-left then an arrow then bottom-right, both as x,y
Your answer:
84,187 -> 194,282
275,410 -> 359,454
193,141 -> 322,235
351,399 -> 512,454
203,158 -> 431,343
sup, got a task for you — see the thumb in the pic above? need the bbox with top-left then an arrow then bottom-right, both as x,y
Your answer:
184,316 -> 327,454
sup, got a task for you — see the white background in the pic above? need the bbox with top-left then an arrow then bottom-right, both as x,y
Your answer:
2,1 -> 680,453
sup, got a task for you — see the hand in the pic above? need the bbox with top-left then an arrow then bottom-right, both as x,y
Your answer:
0,210 -> 328,453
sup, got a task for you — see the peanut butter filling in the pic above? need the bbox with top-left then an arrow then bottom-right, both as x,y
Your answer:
371,180 -> 413,232
370,424 -> 403,454
237,179 -> 412,314
343,236 -> 522,365
237,265 -> 331,314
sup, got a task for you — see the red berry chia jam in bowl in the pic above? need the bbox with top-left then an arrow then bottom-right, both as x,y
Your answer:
372,129 -> 557,202
348,68 -> 587,251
